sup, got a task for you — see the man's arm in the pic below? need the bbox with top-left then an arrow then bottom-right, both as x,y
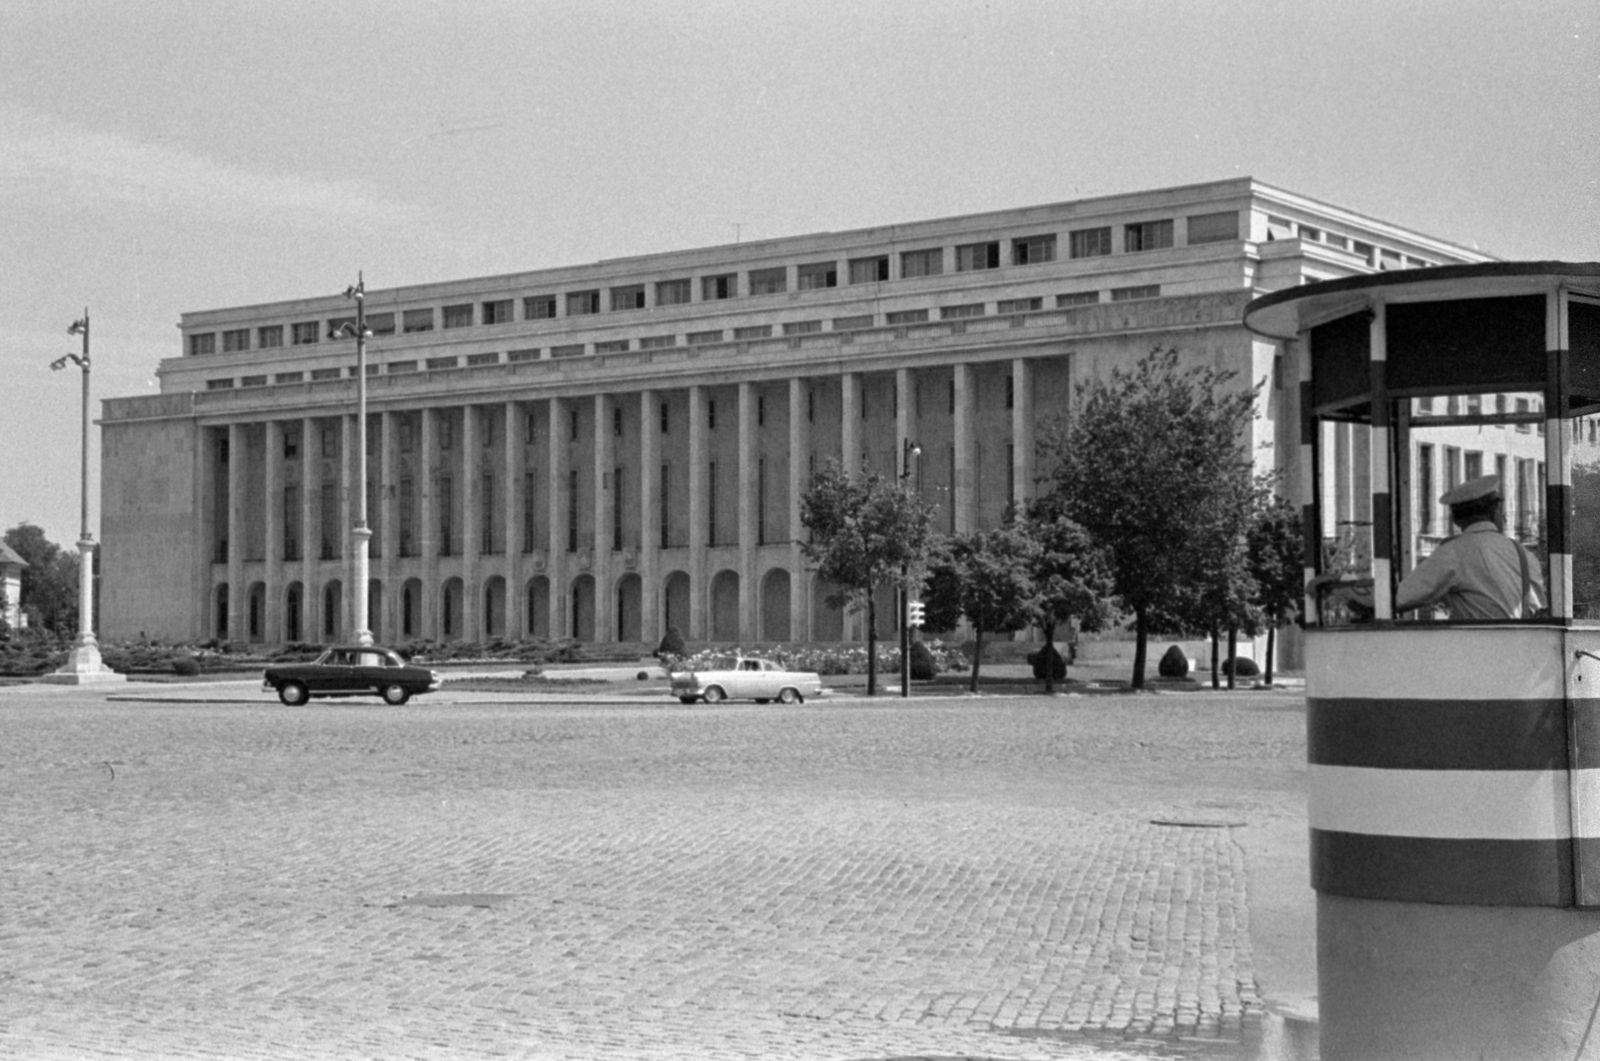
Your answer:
1395,547 -> 1457,614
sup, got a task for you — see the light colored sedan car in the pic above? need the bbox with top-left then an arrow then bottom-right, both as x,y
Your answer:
669,656 -> 824,704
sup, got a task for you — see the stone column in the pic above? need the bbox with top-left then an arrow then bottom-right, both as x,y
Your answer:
419,407 -> 439,639
264,420 -> 284,643
738,382 -> 757,640
1011,357 -> 1034,509
840,372 -> 861,474
639,389 -> 661,646
593,393 -> 614,643
462,404 -> 481,642
953,363 -> 975,533
227,422 -> 246,641
789,378 -> 809,642
547,397 -> 568,637
300,417 -> 318,643
503,400 -> 523,641
687,385 -> 707,640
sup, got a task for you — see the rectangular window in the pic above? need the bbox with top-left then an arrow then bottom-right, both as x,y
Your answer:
758,456 -> 766,545
955,241 -> 1000,272
886,309 -> 928,325
522,472 -> 535,553
660,464 -> 670,547
481,474 -> 497,554
282,486 -> 300,561
1069,226 -> 1113,258
660,402 -> 670,434
466,352 -> 499,367
655,278 -> 691,305
782,320 -> 822,335
708,460 -> 717,547
320,482 -> 338,559
702,274 -> 735,301
1125,220 -> 1174,252
426,355 -> 459,370
797,262 -> 838,290
367,312 -> 394,336
833,314 -> 874,331
997,297 -> 1043,314
327,316 -> 355,338
221,329 -> 249,353
388,360 -> 417,374
399,420 -> 414,453
1353,240 -> 1376,264
567,469 -> 579,553
439,416 -> 454,451
507,348 -> 539,362
613,407 -> 624,437
551,343 -> 585,358
1006,375 -> 1014,409
442,303 -> 473,329
757,394 -> 765,426
1299,225 -> 1323,243
595,339 -> 630,354
258,325 -> 283,348
612,466 -> 623,548
1516,397 -> 1532,432
1417,444 -> 1435,534
399,479 -> 415,556
749,267 -> 787,295
1057,291 -> 1100,308
1012,234 -> 1056,265
240,375 -> 267,387
274,371 -> 303,384
524,295 -> 557,320
439,477 -> 453,556
610,284 -> 646,311
321,423 -> 337,457
900,248 -> 943,278
570,408 -> 580,441
189,333 -> 216,356
1111,284 -> 1162,301
1465,450 -> 1483,480
708,400 -> 717,430
310,367 -> 339,381
402,308 -> 434,333
848,256 -> 889,284
566,290 -> 600,316
291,322 -> 319,346
482,299 -> 513,324
733,325 -> 772,340
1187,211 -> 1240,244
940,303 -> 985,320
687,329 -> 723,345
639,334 -> 676,349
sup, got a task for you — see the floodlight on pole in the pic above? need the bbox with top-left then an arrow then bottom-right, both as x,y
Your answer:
339,274 -> 375,647
899,438 -> 921,698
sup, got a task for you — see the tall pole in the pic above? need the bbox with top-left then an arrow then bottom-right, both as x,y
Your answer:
44,309 -> 123,683
347,276 -> 374,647
900,438 -> 919,698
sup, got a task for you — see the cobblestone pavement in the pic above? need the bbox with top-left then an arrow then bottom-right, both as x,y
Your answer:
0,686 -> 1308,1060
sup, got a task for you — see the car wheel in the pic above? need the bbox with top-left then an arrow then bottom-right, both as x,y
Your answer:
702,685 -> 726,704
777,687 -> 801,705
278,681 -> 309,706
678,696 -> 698,705
381,683 -> 411,706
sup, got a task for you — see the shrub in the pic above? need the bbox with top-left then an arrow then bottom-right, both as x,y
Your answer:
172,656 -> 202,677
656,625 -> 686,662
1027,644 -> 1068,681
1222,656 -> 1260,677
1158,645 -> 1191,678
909,639 -> 938,681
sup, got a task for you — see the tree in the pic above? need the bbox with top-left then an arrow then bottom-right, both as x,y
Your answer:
800,460 -> 937,695
1246,491 -> 1305,685
922,524 -> 1037,693
1040,347 -> 1262,690
1020,498 -> 1116,693
3,523 -> 78,635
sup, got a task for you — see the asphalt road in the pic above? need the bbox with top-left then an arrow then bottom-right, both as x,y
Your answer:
0,683 -> 1313,1061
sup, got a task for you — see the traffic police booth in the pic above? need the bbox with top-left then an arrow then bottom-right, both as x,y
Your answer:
1245,263 -> 1600,1060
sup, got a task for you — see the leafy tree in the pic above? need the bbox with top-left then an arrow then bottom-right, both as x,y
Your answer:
922,524 -> 1036,693
1246,491 -> 1305,685
1020,498 -> 1116,693
800,459 -> 937,695
1040,347 -> 1262,689
0,582 -> 10,640
3,523 -> 78,635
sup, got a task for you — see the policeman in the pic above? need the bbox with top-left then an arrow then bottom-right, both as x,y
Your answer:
1394,474 -> 1546,620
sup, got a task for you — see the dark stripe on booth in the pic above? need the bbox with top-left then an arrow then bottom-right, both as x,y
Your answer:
1577,838 -> 1600,909
1312,829 -> 1573,906
1372,491 -> 1392,562
1308,697 -> 1567,771
1301,503 -> 1319,570
1548,482 -> 1569,556
1299,381 -> 1314,446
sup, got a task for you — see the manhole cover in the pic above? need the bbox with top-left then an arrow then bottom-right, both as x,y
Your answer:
389,893 -> 516,908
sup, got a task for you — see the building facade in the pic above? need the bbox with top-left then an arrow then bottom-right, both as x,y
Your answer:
99,178 -> 1496,648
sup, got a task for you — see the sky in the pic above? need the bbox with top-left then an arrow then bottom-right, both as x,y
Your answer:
1,0 -> 1596,548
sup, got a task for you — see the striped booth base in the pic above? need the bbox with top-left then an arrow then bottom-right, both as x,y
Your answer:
1308,625 -> 1600,1060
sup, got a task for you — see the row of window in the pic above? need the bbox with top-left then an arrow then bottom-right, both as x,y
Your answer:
183,209 -> 1233,356
199,286 -> 1160,389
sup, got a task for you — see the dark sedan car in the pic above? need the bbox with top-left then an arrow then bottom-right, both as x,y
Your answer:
262,646 -> 441,706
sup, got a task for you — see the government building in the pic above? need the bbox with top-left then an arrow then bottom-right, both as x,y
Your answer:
99,178 -> 1502,651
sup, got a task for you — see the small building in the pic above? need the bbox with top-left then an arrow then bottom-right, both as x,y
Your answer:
0,542 -> 26,632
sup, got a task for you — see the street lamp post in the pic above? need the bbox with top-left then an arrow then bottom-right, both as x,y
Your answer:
43,309 -> 123,684
332,276 -> 375,647
900,438 -> 921,698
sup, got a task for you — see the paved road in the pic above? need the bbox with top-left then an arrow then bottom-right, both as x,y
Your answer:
0,684 -> 1311,1060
